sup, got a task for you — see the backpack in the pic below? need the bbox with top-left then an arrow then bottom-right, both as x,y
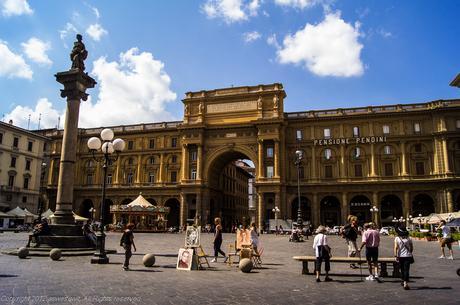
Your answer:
120,231 -> 127,246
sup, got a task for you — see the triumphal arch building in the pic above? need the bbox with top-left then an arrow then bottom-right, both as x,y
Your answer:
41,83 -> 460,230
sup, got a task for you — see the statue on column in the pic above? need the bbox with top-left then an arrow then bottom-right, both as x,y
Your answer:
70,34 -> 88,71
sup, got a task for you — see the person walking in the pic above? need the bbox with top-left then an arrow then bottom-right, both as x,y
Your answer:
211,217 -> 227,263
120,223 -> 136,271
313,225 -> 332,282
342,215 -> 360,269
359,222 -> 381,281
394,227 -> 414,290
250,222 -> 260,255
437,220 -> 454,259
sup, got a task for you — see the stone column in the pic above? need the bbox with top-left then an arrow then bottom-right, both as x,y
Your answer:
403,191 -> 411,220
180,192 -> 187,228
446,189 -> 454,212
47,158 -> 55,185
442,138 -> 451,174
401,141 -> 408,176
181,144 -> 188,180
340,146 -> 346,179
258,192 -> 264,231
370,144 -> 376,177
258,140 -> 264,178
135,154 -> 142,184
274,140 -> 280,178
53,70 -> 96,225
372,192 -> 379,226
312,193 -> 319,227
159,153 -> 164,183
311,146 -> 317,180
341,192 -> 348,225
275,191 -> 280,216
196,192 -> 202,225
197,144 -> 202,180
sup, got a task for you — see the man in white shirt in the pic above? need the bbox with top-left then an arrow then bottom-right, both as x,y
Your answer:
313,225 -> 332,282
438,220 -> 454,259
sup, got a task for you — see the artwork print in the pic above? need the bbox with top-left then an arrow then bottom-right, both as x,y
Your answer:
236,229 -> 251,250
185,226 -> 201,248
176,248 -> 193,271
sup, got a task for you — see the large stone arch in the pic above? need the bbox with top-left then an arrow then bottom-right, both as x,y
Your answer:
412,193 -> 435,216
164,197 -> 180,228
203,144 -> 258,184
320,195 -> 341,227
380,194 -> 403,225
79,199 -> 94,219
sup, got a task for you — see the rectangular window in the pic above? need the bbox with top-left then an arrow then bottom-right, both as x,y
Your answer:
190,150 -> 197,161
23,177 -> 29,189
43,142 -> 47,151
127,173 -> 134,184
384,163 -> 393,176
128,141 -> 134,150
8,175 -> 15,187
324,128 -> 331,139
13,137 -> 19,148
266,166 -> 274,178
6,194 -> 12,201
414,144 -> 422,153
25,160 -> 31,171
384,145 -> 392,155
354,164 -> 363,177
106,174 -> 112,185
266,147 -> 274,158
415,162 -> 425,175
22,196 -> 27,203
456,119 -> 460,129
414,122 -> 421,134
0,133 -> 3,144
86,174 -> 93,185
172,155 -> 177,163
354,147 -> 361,158
296,129 -> 303,140
171,137 -> 177,148
148,172 -> 155,183
27,141 -> 33,152
353,126 -> 360,137
149,139 -> 155,149
10,156 -> 16,168
325,165 -> 333,178
191,168 -> 197,180
383,125 -> 390,135
149,157 -> 155,165
170,171 -> 177,183
324,148 -> 332,160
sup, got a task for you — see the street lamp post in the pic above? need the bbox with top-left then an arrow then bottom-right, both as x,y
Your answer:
272,206 -> 280,235
417,214 -> 422,230
87,128 -> 125,264
295,150 -> 303,228
370,206 -> 379,226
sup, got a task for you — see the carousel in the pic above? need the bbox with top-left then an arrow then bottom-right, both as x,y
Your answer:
110,193 -> 169,232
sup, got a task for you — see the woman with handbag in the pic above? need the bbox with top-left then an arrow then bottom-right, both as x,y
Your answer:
394,227 -> 414,290
313,225 -> 332,282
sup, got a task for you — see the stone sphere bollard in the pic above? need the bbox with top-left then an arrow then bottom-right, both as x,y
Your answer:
50,248 -> 62,261
143,253 -> 156,267
17,247 -> 29,259
239,258 -> 253,273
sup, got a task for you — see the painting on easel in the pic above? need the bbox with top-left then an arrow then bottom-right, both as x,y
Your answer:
177,248 -> 193,270
236,228 -> 251,250
185,226 -> 201,248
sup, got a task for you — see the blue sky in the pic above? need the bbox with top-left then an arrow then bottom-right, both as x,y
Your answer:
0,0 -> 459,129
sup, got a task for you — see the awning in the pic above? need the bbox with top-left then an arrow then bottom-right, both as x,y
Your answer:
23,208 -> 38,219
6,206 -> 27,218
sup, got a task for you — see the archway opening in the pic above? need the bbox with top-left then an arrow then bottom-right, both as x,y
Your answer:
291,196 -> 311,224
207,149 -> 256,232
164,198 -> 180,228
79,199 -> 94,219
380,195 -> 403,225
320,196 -> 341,227
102,199 -> 113,225
349,195 -> 372,225
412,194 -> 435,216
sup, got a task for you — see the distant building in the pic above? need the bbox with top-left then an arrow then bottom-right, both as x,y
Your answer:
0,121 -> 49,213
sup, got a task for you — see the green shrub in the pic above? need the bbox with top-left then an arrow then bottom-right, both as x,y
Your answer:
452,232 -> 460,241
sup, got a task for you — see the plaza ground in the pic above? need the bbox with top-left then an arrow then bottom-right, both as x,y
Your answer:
0,232 -> 459,305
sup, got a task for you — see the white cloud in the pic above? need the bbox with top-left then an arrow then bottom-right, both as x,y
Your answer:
86,23 -> 108,41
0,40 -> 32,79
274,0 -> 317,9
377,28 -> 392,38
202,0 -> 260,23
21,37 -> 52,66
1,0 -> 33,17
243,31 -> 261,43
59,22 -> 78,41
77,48 -> 177,127
5,98 -> 63,129
266,33 -> 280,49
277,11 -> 364,77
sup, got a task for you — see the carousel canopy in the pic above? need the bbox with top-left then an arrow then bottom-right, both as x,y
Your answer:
23,208 -> 38,219
41,209 -> 54,219
0,211 -> 10,218
127,193 -> 153,208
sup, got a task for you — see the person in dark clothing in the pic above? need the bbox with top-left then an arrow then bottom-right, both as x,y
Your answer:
82,222 -> 97,247
26,218 -> 50,247
394,227 -> 414,290
342,215 -> 359,269
211,217 -> 227,263
121,223 -> 136,271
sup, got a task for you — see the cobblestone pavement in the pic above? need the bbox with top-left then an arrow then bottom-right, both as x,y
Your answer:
0,231 -> 459,305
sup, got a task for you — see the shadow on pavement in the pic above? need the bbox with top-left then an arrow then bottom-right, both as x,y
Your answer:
411,286 -> 452,290
0,274 -> 18,278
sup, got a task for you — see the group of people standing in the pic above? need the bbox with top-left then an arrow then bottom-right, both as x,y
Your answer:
313,215 -> 415,290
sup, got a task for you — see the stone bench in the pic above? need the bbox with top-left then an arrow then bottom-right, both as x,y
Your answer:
293,255 -> 400,278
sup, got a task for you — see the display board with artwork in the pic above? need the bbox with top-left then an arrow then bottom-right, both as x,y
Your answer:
185,226 -> 201,248
176,248 -> 193,270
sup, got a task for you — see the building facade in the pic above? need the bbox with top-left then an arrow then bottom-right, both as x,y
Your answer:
0,121 -> 49,213
40,83 -> 460,229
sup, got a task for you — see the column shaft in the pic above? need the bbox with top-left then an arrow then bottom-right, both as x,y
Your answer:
341,192 -> 348,225
258,192 -> 264,231
370,144 -> 376,177
274,141 -> 280,178
197,145 -> 202,180
258,140 -> 264,178
312,193 -> 319,227
401,142 -> 408,176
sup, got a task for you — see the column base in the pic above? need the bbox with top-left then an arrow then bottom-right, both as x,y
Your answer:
90,253 -> 109,264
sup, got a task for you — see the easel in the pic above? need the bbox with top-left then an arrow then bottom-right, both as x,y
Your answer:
194,245 -> 210,270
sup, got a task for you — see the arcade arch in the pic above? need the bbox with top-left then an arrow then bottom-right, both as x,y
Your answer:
349,195 -> 372,225
380,195 -> 403,225
164,198 -> 180,228
320,196 -> 341,227
290,196 -> 311,223
79,199 -> 94,219
412,193 -> 435,216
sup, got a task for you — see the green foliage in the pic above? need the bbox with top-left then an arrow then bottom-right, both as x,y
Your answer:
452,232 -> 460,241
